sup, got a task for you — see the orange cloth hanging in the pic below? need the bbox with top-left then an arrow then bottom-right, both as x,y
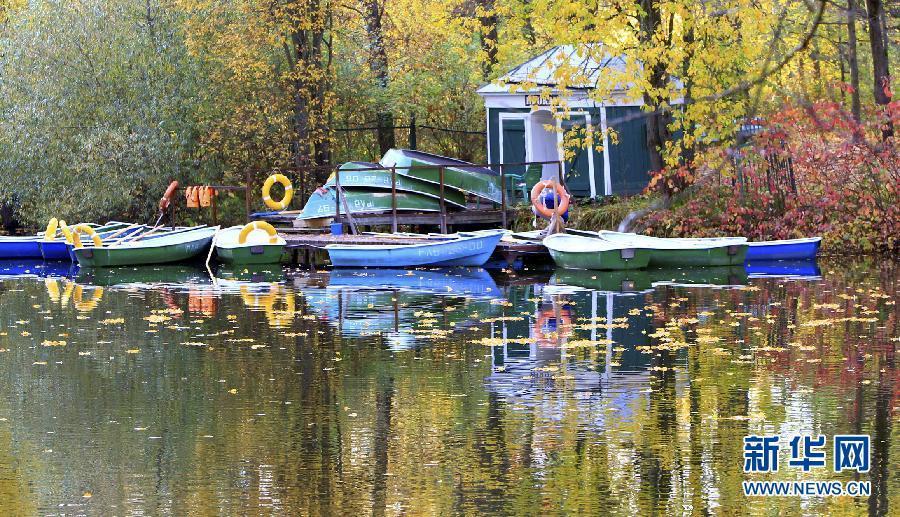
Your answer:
199,186 -> 212,207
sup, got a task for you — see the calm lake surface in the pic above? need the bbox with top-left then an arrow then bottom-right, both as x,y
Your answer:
0,258 -> 896,515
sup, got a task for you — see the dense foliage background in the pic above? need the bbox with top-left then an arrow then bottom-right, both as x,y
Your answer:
0,0 -> 896,251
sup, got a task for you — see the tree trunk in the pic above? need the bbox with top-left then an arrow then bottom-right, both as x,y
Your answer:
847,0 -> 862,122
285,0 -> 332,168
363,0 -> 395,156
864,0 -> 893,138
476,0 -> 498,81
639,0 -> 673,172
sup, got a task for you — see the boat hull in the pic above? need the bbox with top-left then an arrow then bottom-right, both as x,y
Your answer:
327,162 -> 467,208
380,149 -> 502,203
548,247 -> 651,270
40,241 -> 71,261
299,187 -> 442,220
216,244 -> 285,264
73,229 -> 215,267
327,231 -> 504,268
647,245 -> 748,267
746,238 -> 820,261
0,239 -> 43,259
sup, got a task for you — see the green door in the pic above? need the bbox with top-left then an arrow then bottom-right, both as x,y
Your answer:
562,115 -> 592,197
501,118 -> 526,175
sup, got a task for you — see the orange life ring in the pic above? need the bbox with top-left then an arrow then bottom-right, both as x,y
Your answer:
530,180 -> 570,219
533,307 -> 573,346
159,181 -> 179,212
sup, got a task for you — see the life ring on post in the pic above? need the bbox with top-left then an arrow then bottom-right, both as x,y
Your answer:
71,224 -> 103,248
262,173 -> 293,211
530,180 -> 570,219
159,181 -> 179,212
44,218 -> 59,240
238,221 -> 279,245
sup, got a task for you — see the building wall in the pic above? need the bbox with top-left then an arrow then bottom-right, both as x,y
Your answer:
487,106 -> 652,197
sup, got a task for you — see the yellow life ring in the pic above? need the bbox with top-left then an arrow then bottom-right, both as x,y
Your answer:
44,218 -> 59,240
45,278 -> 61,303
238,221 -> 279,245
71,224 -> 103,248
58,220 -> 73,243
262,173 -> 293,211
265,288 -> 296,328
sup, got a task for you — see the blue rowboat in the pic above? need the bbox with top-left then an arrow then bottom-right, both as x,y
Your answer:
745,237 -> 821,261
0,237 -> 43,259
326,230 -> 504,268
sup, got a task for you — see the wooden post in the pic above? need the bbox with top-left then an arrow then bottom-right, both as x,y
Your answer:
439,166 -> 447,234
391,166 -> 398,233
244,169 -> 251,219
334,166 -> 341,227
211,188 -> 217,226
500,163 -> 507,230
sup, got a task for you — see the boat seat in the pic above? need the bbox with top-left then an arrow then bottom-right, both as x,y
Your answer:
504,164 -> 544,204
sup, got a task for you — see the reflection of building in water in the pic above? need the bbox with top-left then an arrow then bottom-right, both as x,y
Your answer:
486,287 -> 656,423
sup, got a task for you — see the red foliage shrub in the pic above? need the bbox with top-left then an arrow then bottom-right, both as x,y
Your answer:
644,101 -> 899,254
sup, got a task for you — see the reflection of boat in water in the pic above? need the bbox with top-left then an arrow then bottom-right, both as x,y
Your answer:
75,265 -> 211,287
215,264 -> 286,283
745,260 -> 821,278
0,260 -> 74,278
549,268 -> 653,294
300,268 -> 503,347
327,267 -> 499,298
646,266 -> 748,288
485,286 -> 654,427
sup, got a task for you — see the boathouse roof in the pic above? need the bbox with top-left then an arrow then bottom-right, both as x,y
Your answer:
476,45 -> 631,95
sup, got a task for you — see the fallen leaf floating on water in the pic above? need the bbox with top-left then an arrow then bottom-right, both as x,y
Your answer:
41,340 -> 66,347
126,349 -> 140,354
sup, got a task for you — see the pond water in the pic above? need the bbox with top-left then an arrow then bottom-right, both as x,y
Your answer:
0,258 -> 896,515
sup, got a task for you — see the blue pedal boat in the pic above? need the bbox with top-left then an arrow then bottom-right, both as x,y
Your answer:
745,237 -> 821,261
0,236 -> 44,259
326,230 -> 505,268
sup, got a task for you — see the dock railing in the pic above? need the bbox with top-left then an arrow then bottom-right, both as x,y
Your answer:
250,159 -> 565,235
331,160 -> 564,234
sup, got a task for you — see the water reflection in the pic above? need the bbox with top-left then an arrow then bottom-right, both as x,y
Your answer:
0,259 -> 894,514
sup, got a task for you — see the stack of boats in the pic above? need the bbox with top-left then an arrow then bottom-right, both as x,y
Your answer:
540,230 -> 821,270
298,149 -> 503,221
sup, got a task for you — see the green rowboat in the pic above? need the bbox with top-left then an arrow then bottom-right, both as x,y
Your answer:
544,233 -> 651,270
214,225 -> 287,264
298,187 -> 441,220
73,226 -> 218,267
327,161 -> 467,208
597,231 -> 748,267
380,149 -> 502,203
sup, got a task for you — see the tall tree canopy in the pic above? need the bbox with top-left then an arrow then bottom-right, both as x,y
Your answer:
0,0 -> 895,225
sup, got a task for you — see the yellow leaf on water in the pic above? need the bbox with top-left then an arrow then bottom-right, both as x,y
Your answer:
126,349 -> 140,354
228,388 -> 238,394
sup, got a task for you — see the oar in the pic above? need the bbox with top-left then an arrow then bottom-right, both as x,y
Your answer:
102,223 -> 144,242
